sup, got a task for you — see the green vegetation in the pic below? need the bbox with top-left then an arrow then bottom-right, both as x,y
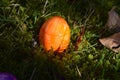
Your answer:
1,0 -> 120,80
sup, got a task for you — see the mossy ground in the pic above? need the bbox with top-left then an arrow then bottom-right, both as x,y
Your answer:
1,0 -> 120,80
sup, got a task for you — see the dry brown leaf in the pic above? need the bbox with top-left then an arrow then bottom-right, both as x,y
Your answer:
99,32 -> 120,53
106,6 -> 120,33
99,6 -> 120,53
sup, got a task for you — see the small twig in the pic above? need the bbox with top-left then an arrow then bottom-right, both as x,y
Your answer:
74,9 -> 94,50
75,26 -> 85,50
84,9 -> 94,26
41,12 -> 58,18
42,0 -> 48,14
29,67 -> 36,80
76,66 -> 82,77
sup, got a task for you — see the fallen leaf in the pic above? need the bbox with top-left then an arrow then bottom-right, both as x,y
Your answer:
106,6 -> 120,33
99,6 -> 120,53
99,32 -> 120,53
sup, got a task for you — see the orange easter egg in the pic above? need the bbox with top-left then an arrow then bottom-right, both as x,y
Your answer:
39,16 -> 70,53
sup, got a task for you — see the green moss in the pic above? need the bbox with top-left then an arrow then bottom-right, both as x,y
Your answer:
0,0 -> 120,80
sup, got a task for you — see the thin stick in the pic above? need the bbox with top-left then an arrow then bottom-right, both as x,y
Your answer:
75,26 -> 85,50
42,0 -> 48,14
76,66 -> 82,77
84,9 -> 94,26
29,67 -> 36,80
